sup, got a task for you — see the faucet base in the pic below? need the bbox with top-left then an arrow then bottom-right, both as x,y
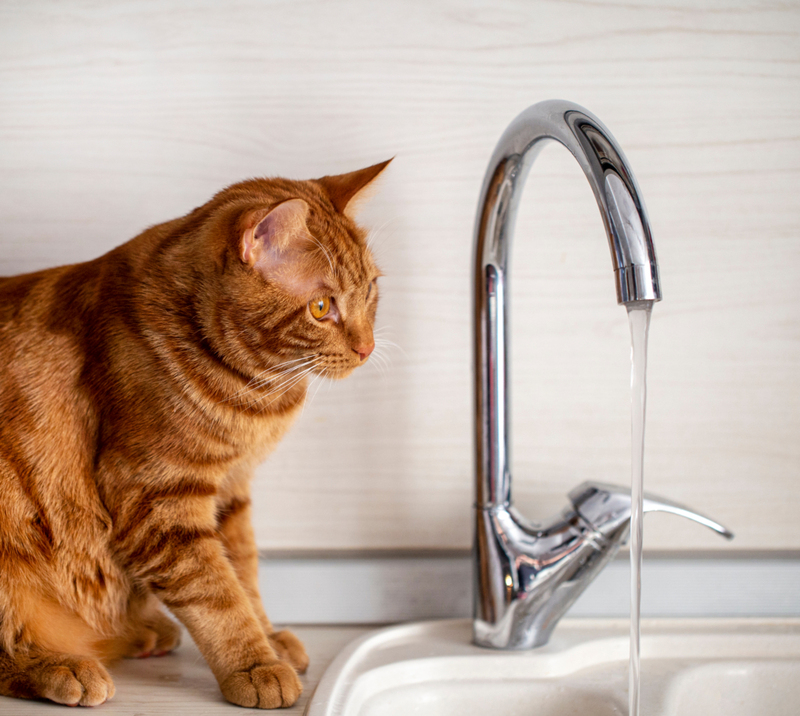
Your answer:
472,502 -> 619,650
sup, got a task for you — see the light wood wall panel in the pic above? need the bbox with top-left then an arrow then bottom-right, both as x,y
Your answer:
0,0 -> 798,552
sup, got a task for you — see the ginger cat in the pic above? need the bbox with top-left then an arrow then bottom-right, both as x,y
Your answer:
0,159 -> 390,708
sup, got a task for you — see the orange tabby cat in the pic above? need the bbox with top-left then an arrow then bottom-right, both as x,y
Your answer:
0,159 -> 390,709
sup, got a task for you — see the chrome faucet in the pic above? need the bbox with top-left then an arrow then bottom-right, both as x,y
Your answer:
472,100 -> 733,650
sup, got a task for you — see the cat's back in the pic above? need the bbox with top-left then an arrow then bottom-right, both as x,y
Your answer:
0,258 -> 118,440
0,266 -> 60,323
0,261 -> 97,360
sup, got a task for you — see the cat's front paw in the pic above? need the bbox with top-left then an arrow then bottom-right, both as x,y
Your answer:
269,629 -> 309,674
220,660 -> 302,709
35,655 -> 116,707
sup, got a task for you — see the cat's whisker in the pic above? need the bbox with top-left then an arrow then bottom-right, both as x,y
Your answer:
367,344 -> 391,378
310,237 -> 337,280
369,355 -> 388,379
366,216 -> 401,254
298,375 -> 318,420
375,356 -> 393,372
373,327 -> 404,352
255,359 -> 315,386
255,376 -> 311,412
374,346 -> 400,363
299,372 -> 328,419
374,336 -> 403,361
275,355 -> 316,367
254,358 -> 322,409
263,356 -> 317,375
308,373 -> 327,406
257,363 -> 318,399
229,356 -> 317,401
230,350 -> 323,408
373,332 -> 400,346
231,356 -> 313,390
257,370 -> 317,413
238,370 -> 298,398
372,328 -> 397,341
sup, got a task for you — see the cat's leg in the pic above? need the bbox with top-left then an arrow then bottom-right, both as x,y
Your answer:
120,588 -> 182,659
0,588 -> 116,706
0,645 -> 115,707
216,481 -> 309,673
116,494 -> 302,709
0,503 -> 119,706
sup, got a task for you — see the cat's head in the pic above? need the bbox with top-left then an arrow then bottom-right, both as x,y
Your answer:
209,160 -> 391,383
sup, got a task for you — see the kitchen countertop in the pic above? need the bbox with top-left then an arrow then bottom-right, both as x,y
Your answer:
0,626 -> 372,715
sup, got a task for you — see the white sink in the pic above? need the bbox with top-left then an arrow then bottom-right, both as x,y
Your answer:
305,618 -> 800,716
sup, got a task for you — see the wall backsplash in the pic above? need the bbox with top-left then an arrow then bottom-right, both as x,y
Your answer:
1,0 -> 797,553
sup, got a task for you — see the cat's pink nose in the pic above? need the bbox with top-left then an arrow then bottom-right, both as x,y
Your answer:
353,342 -> 374,362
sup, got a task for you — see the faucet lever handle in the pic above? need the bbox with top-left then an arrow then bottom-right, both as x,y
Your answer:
641,490 -> 734,539
570,481 -> 734,541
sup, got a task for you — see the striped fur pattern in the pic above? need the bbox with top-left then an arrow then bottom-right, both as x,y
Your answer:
0,160 -> 390,708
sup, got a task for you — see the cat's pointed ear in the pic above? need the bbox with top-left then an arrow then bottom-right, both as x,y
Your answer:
316,158 -> 393,216
241,199 -> 317,294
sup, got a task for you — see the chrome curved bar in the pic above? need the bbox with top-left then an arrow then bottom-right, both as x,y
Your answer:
472,100 -> 664,650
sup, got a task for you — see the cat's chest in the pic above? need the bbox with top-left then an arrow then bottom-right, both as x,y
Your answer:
206,395 -> 305,465
245,403 -> 303,454
109,390 -> 306,486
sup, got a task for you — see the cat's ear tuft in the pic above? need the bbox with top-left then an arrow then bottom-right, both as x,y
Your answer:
241,199 -> 318,295
316,158 -> 393,217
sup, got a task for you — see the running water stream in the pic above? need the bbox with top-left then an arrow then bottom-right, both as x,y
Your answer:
626,301 -> 653,716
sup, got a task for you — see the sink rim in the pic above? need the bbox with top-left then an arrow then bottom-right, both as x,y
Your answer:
304,617 -> 800,716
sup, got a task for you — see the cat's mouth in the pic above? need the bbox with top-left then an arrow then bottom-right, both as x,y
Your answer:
314,363 -> 357,380
312,354 -> 368,380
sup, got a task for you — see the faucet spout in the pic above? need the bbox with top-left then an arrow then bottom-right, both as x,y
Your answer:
474,100 -> 661,312
472,101 -> 675,650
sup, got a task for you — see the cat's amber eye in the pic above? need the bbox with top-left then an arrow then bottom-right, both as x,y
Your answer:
309,296 -> 331,320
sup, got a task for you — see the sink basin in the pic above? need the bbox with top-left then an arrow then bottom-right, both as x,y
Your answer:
305,618 -> 800,716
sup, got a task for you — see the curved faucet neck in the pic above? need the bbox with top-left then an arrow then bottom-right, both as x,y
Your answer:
474,100 -> 661,307
473,100 -> 661,511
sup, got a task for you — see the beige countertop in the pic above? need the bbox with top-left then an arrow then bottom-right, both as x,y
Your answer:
0,626 -> 372,715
